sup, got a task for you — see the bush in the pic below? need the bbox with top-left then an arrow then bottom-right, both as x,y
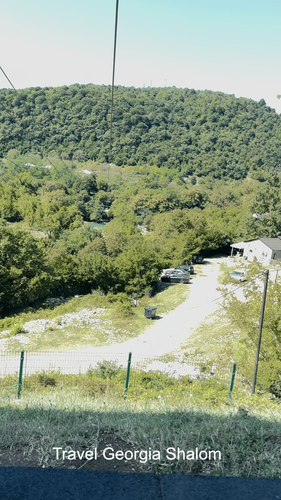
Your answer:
269,377 -> 281,398
3,322 -> 24,338
38,371 -> 57,387
94,360 -> 122,379
115,301 -> 134,317
106,293 -> 129,303
106,293 -> 134,317
140,372 -> 176,390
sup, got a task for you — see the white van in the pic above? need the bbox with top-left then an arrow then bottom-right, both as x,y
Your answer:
231,270 -> 246,282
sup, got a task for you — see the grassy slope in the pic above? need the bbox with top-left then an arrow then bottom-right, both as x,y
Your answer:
1,262 -> 281,477
0,283 -> 190,352
0,390 -> 280,477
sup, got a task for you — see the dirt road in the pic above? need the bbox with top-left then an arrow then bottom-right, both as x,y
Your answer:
0,257 -> 226,377
83,256 -> 225,356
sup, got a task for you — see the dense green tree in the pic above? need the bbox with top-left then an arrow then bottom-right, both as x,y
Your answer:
1,84 -> 281,180
52,225 -> 103,255
103,213 -> 140,257
221,262 -> 281,389
245,172 -> 281,237
113,239 -> 163,294
0,223 -> 51,313
35,204 -> 83,239
48,248 -> 79,295
77,253 -> 112,293
0,182 -> 19,220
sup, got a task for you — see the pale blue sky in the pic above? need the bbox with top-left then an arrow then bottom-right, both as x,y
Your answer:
1,0 -> 281,112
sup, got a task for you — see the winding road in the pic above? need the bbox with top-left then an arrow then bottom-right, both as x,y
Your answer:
87,256 -> 224,356
0,257 -> 226,377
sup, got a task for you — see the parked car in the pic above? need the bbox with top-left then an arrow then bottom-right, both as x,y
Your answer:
231,270 -> 246,282
169,270 -> 190,277
161,268 -> 175,277
196,256 -> 204,263
175,264 -> 194,274
161,269 -> 190,283
170,272 -> 190,283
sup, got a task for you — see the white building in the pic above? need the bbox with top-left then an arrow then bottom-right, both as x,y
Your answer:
230,238 -> 281,266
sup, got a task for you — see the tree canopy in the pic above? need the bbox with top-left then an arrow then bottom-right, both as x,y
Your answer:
1,84 -> 281,180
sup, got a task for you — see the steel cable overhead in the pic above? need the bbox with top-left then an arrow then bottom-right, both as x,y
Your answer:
0,66 -> 16,91
1,1 -> 121,178
107,0 -> 119,188
0,66 -> 58,170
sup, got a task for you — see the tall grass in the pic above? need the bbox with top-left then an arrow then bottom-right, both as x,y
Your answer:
0,371 -> 280,477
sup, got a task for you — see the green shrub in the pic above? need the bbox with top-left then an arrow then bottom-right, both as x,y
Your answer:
269,377 -> 281,398
115,301 -> 133,317
3,322 -> 24,337
106,293 -> 134,317
139,372 -> 176,390
94,360 -> 122,379
38,371 -> 57,387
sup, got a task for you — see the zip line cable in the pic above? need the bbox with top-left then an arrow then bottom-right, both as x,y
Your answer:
0,66 -> 16,91
0,66 -> 59,171
2,0 -> 120,179
107,0 -> 119,188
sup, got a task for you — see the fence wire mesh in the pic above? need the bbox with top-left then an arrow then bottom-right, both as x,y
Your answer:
0,350 -> 252,401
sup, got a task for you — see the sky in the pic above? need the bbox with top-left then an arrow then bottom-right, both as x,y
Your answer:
1,0 -> 281,112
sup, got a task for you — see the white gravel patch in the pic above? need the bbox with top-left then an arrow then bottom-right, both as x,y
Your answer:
0,308 -> 107,337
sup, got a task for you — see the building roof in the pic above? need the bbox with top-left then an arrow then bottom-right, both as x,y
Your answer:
231,237 -> 281,251
259,238 -> 281,251
230,241 -> 246,249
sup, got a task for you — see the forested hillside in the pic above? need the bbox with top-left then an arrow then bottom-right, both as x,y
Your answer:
1,84 -> 281,180
1,83 -> 281,315
0,150 -> 256,315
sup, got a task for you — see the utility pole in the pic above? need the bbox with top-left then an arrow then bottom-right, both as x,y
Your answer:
251,269 -> 269,395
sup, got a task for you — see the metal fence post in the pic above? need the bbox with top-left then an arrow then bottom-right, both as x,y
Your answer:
228,362 -> 236,400
17,350 -> 24,399
124,352 -> 132,400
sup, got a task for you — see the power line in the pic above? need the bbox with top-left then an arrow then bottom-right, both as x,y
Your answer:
181,267 -> 278,313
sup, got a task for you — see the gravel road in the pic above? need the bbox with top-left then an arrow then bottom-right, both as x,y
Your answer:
87,256 -> 225,357
0,257 -> 226,378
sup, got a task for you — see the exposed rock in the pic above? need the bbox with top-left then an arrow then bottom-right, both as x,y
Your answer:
22,308 -> 107,334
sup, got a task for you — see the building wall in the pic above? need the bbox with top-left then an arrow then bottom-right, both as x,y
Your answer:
271,250 -> 281,261
244,240 -> 273,264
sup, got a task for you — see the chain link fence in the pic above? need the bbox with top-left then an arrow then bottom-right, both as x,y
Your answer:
0,350 -> 252,401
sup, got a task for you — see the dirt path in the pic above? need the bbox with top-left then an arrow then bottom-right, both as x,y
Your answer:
0,257 -> 226,377
82,256 -> 225,356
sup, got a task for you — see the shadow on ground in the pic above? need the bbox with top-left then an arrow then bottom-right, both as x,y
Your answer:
0,400 -> 280,479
